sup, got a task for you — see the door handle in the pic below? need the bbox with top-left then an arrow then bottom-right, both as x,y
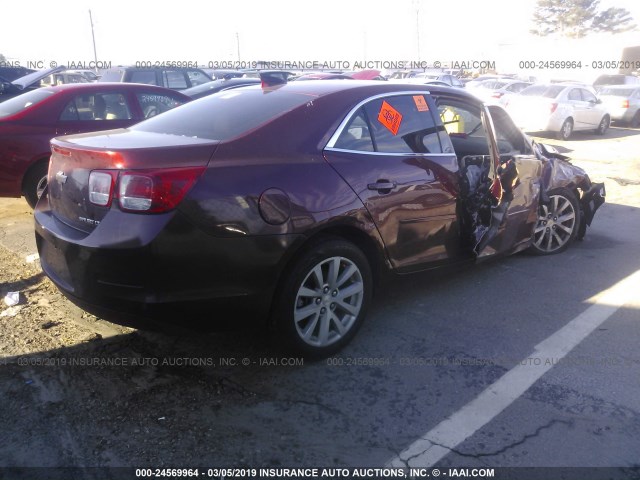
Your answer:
368,180 -> 397,192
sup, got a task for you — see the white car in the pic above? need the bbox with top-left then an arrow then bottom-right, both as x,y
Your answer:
467,79 -> 532,105
392,72 -> 464,88
505,84 -> 610,140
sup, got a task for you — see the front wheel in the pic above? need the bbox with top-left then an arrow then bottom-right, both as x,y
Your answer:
273,238 -> 372,358
529,188 -> 580,255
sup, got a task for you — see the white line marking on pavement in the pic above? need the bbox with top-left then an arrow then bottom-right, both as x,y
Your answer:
388,268 -> 640,468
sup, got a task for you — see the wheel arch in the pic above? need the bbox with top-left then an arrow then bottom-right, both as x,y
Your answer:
21,156 -> 50,193
267,223 -> 388,327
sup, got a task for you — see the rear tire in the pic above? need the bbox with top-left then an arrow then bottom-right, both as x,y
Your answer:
595,115 -> 610,135
529,188 -> 580,255
557,118 -> 573,140
629,112 -> 640,128
23,162 -> 48,209
272,237 -> 372,358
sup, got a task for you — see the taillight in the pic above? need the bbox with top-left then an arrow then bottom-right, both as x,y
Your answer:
88,167 -> 205,213
119,174 -> 154,211
88,171 -> 117,207
622,99 -> 630,109
550,102 -> 558,113
118,167 -> 205,213
492,92 -> 504,98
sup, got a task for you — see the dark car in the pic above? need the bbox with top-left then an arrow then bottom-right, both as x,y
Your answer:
0,66 -> 36,81
0,83 -> 189,207
0,66 -> 66,103
35,81 -> 604,356
182,77 -> 261,99
98,67 -> 212,90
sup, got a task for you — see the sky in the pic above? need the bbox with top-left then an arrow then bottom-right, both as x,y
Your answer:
2,0 -> 639,77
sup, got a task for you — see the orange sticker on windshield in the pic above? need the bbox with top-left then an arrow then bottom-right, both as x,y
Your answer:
378,101 -> 403,135
413,95 -> 429,112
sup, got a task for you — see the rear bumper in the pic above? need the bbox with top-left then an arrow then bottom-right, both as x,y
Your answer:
608,108 -> 638,122
35,196 -> 301,328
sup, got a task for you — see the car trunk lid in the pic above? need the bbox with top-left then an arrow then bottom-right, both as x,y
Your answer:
47,129 -> 218,233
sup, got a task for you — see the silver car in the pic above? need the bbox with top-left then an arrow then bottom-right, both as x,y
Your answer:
505,83 -> 610,140
598,85 -> 640,127
467,79 -> 532,105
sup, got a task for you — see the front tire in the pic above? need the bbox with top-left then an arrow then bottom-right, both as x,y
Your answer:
529,188 -> 580,255
273,238 -> 372,358
23,162 -> 48,209
557,118 -> 573,140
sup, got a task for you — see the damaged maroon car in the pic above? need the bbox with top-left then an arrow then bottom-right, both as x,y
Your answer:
34,82 -> 604,356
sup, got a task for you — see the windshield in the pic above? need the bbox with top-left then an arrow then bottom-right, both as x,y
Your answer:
132,87 -> 316,141
520,85 -> 564,98
0,89 -> 55,118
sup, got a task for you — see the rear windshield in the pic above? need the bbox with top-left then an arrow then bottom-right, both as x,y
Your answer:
598,87 -> 636,97
131,87 -> 315,141
0,89 -> 55,118
520,85 -> 564,98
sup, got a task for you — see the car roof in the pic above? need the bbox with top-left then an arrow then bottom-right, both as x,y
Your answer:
240,79 -> 476,102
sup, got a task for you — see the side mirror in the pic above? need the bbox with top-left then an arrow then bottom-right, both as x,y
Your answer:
596,98 -> 602,104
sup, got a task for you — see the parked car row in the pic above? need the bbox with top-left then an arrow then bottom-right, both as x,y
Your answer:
1,63 -> 629,210
462,73 -> 640,138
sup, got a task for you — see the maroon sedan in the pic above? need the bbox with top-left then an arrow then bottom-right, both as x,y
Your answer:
35,81 -> 604,356
0,83 -> 189,207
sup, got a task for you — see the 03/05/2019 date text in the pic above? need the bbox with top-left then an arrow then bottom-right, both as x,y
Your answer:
518,60 -> 640,70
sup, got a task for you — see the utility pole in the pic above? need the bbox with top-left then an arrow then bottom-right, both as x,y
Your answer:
415,1 -> 421,61
89,10 -> 98,71
236,32 -> 241,62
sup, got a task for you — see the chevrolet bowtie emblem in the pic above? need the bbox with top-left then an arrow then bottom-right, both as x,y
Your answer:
56,171 -> 68,184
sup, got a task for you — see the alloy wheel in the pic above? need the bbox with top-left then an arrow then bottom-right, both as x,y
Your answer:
533,194 -> 577,253
293,256 -> 364,348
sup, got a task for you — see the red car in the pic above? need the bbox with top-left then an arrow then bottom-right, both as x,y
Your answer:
35,81 -> 604,357
0,83 -> 189,207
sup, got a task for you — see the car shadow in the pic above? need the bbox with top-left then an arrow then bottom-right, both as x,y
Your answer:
0,201 -> 638,468
0,271 -> 46,299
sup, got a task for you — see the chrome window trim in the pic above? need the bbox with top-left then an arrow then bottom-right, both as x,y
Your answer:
324,147 -> 454,157
325,90 -> 434,149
